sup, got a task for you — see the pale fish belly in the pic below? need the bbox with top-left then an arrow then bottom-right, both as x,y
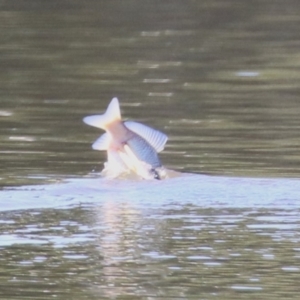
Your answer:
101,150 -> 129,178
102,148 -> 161,180
102,146 -> 180,180
101,135 -> 162,179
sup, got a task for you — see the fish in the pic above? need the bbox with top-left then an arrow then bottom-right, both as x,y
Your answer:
83,97 -> 168,180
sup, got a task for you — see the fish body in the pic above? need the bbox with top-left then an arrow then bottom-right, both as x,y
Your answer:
126,135 -> 161,168
83,98 -> 167,179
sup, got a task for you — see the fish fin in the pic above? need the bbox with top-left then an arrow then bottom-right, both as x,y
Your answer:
83,97 -> 121,129
91,133 -> 110,150
124,121 -> 168,152
122,145 -> 156,179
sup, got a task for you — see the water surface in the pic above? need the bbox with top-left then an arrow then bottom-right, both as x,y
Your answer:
1,0 -> 300,299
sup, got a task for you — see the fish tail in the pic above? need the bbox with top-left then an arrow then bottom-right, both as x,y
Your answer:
83,97 -> 121,130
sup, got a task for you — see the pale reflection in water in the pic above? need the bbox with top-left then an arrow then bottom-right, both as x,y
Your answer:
1,174 -> 300,298
1,0 -> 300,299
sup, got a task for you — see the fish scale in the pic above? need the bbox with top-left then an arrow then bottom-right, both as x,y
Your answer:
83,97 -> 167,179
126,135 -> 161,168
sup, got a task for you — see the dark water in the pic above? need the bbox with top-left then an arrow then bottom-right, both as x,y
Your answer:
1,0 -> 300,299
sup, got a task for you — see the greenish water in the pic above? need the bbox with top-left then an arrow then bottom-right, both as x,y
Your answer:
1,0 -> 300,299
1,0 -> 300,186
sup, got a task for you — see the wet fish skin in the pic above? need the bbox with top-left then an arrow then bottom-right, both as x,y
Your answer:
83,97 -> 168,179
126,135 -> 161,169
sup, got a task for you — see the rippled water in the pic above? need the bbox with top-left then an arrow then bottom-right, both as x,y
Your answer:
1,0 -> 300,299
2,175 -> 300,299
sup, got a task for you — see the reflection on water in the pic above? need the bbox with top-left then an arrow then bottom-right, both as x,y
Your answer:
1,175 -> 300,299
1,0 -> 300,299
1,175 -> 300,298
